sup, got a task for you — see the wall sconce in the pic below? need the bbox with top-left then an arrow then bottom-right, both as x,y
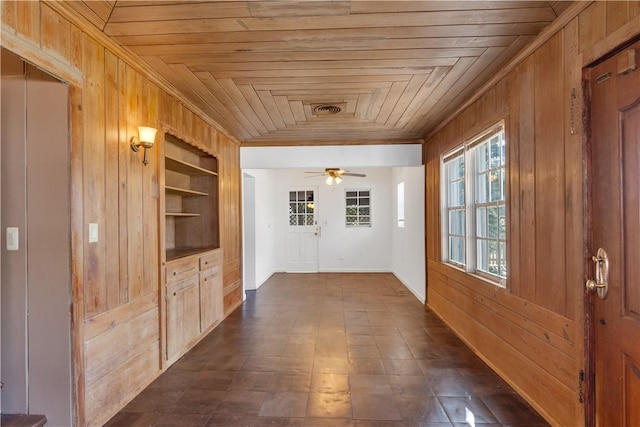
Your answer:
130,126 -> 157,166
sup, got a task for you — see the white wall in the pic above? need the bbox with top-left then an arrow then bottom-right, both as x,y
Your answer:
241,145 -> 425,301
270,168 -> 393,272
243,169 -> 278,289
241,144 -> 422,169
392,166 -> 426,302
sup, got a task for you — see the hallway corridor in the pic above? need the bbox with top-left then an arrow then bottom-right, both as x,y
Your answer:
105,273 -> 548,426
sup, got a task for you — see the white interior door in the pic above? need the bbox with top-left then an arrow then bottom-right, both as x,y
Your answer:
285,188 -> 319,272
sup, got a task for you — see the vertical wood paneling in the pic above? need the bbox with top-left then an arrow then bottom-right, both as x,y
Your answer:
104,49 -> 120,311
142,79 -> 160,298
2,0 -> 16,30
507,70 -> 521,295
606,1 -> 630,35
534,32 -> 566,315
15,0 -> 40,42
41,4 -> 70,62
579,1 -> 606,50
126,66 -> 144,301
19,1 -> 640,426
517,56 -> 536,302
423,4 -> 640,425
425,143 -> 440,263
83,35 -> 107,317
69,15 -> 84,71
118,60 -> 130,304
563,18 -> 582,328
3,1 -> 247,425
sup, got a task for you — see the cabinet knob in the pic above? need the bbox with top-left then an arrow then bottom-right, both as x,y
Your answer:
173,271 -> 177,275
173,291 -> 177,296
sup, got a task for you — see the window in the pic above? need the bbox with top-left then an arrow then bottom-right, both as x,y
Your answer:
289,190 -> 314,226
442,123 -> 506,283
397,182 -> 405,228
346,190 -> 371,227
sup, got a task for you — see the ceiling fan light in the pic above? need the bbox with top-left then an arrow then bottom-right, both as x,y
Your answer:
325,176 -> 333,185
334,176 -> 342,184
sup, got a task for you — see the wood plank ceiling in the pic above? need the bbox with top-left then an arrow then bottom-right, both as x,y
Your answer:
68,1 -> 570,146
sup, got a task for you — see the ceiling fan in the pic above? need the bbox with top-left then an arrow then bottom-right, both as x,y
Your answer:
304,168 -> 366,185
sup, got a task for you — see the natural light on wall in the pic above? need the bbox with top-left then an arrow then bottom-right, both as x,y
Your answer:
397,181 -> 405,227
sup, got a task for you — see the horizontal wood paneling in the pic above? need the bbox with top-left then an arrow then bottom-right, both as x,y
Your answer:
424,2 -> 640,426
84,340 -> 159,426
2,2 -> 243,425
428,279 -> 576,426
84,306 -> 159,384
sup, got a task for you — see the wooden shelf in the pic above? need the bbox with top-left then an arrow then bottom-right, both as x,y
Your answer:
166,185 -> 209,197
166,212 -> 200,217
166,246 -> 219,262
164,133 -> 219,263
165,156 -> 217,176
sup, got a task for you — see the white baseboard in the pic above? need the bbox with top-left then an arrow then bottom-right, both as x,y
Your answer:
393,272 -> 425,304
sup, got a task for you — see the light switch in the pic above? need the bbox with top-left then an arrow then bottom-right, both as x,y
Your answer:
89,223 -> 99,243
6,227 -> 19,251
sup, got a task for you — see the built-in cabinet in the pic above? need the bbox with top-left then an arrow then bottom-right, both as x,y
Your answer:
199,250 -> 224,330
162,131 -> 222,364
165,249 -> 223,362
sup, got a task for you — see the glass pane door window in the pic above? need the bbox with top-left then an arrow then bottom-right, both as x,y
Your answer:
289,190 -> 315,226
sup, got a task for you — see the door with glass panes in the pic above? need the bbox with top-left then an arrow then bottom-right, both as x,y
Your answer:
286,188 -> 319,272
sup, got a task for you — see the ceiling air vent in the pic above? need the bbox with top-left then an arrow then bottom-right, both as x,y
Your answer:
313,104 -> 342,115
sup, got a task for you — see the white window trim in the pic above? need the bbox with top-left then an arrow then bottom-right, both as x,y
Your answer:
345,188 -> 371,228
397,182 -> 405,228
441,121 -> 507,287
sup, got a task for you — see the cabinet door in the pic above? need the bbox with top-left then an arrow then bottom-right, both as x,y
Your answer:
166,275 -> 200,361
200,266 -> 223,331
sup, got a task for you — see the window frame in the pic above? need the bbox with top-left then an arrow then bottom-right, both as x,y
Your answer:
441,122 -> 507,286
345,188 -> 371,228
397,182 -> 405,228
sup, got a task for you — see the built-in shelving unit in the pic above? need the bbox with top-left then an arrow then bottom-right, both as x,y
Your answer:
165,156 -> 218,177
163,133 -> 219,261
165,185 -> 209,197
165,212 -> 200,217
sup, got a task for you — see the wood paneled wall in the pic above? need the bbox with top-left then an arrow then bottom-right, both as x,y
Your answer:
424,2 -> 640,426
1,2 -> 243,425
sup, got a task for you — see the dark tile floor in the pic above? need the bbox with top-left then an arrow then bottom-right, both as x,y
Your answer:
105,273 -> 549,426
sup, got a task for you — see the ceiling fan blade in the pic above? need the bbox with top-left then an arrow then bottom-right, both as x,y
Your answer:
342,173 -> 366,177
304,171 -> 325,174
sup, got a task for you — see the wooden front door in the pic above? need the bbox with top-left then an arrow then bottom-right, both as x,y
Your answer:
588,40 -> 640,426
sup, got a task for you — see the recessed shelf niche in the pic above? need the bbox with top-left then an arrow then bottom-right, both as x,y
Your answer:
163,133 -> 219,260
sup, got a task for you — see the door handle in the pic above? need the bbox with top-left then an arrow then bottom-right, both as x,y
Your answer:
586,247 -> 609,299
314,226 -> 321,237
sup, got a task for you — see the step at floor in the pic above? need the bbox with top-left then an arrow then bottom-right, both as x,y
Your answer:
1,414 -> 47,427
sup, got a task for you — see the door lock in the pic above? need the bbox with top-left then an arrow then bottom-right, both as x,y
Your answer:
586,247 -> 609,299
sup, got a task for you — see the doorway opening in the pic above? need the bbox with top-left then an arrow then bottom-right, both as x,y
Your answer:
0,48 -> 73,426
